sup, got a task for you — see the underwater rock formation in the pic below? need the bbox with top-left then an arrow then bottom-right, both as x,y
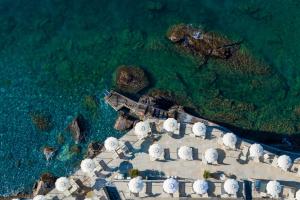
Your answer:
115,65 -> 149,93
30,111 -> 53,132
167,24 -> 240,59
167,24 -> 270,75
43,147 -> 55,161
86,141 -> 104,158
67,115 -> 85,143
32,173 -> 56,196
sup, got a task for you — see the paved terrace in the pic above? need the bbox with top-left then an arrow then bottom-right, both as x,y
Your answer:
44,118 -> 300,200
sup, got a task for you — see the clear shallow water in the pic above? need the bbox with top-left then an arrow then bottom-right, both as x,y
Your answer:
0,0 -> 300,196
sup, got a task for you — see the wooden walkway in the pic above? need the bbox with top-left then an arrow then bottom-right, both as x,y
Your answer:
104,91 -> 169,119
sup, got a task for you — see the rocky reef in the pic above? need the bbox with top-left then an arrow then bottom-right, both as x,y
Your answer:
167,24 -> 270,75
167,24 -> 240,59
115,65 -> 149,93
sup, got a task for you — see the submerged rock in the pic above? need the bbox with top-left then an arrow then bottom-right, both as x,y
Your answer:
30,111 -> 53,132
167,24 -> 240,59
86,141 -> 104,158
67,115 -> 86,143
43,147 -> 55,161
114,112 -> 135,131
32,173 -> 56,196
115,65 -> 149,93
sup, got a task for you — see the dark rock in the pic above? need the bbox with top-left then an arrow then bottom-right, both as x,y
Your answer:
33,173 -> 56,196
115,65 -> 149,93
67,114 -> 86,143
86,141 -> 104,158
43,147 -> 55,161
114,112 -> 135,131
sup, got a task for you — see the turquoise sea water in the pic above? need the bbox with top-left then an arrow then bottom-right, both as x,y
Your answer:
0,0 -> 300,196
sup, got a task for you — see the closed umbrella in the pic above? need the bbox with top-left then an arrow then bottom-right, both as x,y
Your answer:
224,179 -> 239,195
163,178 -> 179,194
55,177 -> 70,192
134,121 -> 150,139
193,180 -> 208,195
128,176 -> 144,193
80,158 -> 96,174
266,181 -> 281,197
192,122 -> 206,137
163,118 -> 178,132
249,143 -> 264,158
149,144 -> 163,159
222,133 -> 237,148
178,146 -> 193,160
104,137 -> 119,152
277,155 -> 292,171
205,148 -> 218,163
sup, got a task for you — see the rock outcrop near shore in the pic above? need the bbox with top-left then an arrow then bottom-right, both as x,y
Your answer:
114,112 -> 135,131
32,173 -> 56,196
86,141 -> 104,158
67,114 -> 86,143
115,65 -> 149,93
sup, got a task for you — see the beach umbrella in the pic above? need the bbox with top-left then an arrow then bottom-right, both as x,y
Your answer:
33,195 -> 46,200
296,189 -> 300,200
205,148 -> 218,163
192,122 -> 206,137
55,177 -> 70,192
134,121 -> 150,139
178,146 -> 193,160
266,181 -> 281,197
193,179 -> 208,195
277,155 -> 292,171
222,133 -> 237,148
163,118 -> 178,132
80,158 -> 96,174
104,137 -> 119,151
128,176 -> 144,193
249,143 -> 264,158
148,144 -> 163,159
163,178 -> 179,194
224,179 -> 239,195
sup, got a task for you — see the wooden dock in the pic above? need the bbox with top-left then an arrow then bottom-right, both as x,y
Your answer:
104,91 -> 169,120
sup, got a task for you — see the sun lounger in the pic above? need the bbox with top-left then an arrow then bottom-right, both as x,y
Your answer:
179,182 -> 186,197
99,160 -> 112,172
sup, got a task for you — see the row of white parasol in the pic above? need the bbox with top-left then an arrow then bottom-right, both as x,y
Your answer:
34,179 -> 300,199
163,118 -> 208,137
148,143 -> 219,163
